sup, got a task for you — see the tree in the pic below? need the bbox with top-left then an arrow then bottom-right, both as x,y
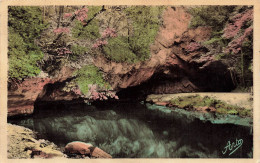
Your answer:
8,6 -> 48,80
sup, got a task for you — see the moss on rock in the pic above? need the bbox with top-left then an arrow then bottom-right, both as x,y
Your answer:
170,95 -> 252,117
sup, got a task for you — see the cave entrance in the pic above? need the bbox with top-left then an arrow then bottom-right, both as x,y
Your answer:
116,64 -> 235,101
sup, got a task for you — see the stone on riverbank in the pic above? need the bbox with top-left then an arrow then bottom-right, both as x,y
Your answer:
65,141 -> 112,158
8,123 -> 65,159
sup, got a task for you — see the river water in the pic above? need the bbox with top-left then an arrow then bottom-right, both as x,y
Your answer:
8,101 -> 253,158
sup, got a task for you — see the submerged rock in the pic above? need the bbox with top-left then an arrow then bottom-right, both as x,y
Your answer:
65,141 -> 112,158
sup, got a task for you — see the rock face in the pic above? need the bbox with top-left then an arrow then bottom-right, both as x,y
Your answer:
7,6 -> 236,117
8,66 -> 76,117
94,7 -> 234,94
65,141 -> 112,158
8,78 -> 54,117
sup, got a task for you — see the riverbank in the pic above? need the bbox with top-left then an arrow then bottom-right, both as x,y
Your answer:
7,123 -> 113,159
146,93 -> 253,117
7,123 -> 65,159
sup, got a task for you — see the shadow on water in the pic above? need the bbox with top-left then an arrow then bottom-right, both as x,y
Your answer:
8,101 -> 253,158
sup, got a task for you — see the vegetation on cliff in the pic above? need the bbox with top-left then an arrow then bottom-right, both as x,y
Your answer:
7,6 -> 253,97
7,6 -> 166,92
188,6 -> 253,89
73,65 -> 110,94
71,6 -> 102,40
8,6 -> 48,80
94,6 -> 165,63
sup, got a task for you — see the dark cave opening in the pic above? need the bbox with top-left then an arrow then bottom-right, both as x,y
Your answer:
116,64 -> 236,101
33,61 -> 237,108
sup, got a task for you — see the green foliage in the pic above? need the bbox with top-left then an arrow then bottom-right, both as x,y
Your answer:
72,19 -> 100,40
189,6 -> 253,89
203,32 -> 230,48
214,53 -> 227,60
87,6 -> 103,20
69,45 -> 90,61
8,6 -> 48,79
188,6 -> 235,31
8,30 -> 44,79
248,63 -> 253,72
238,108 -> 252,117
8,6 -> 48,43
226,109 -> 239,115
102,37 -> 137,63
215,102 -> 251,116
74,65 -> 109,94
72,6 -> 102,40
124,6 -> 165,62
170,95 -> 217,108
170,95 -> 251,117
102,6 -> 165,63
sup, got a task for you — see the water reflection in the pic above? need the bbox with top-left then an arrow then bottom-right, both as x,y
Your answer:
8,102 -> 253,158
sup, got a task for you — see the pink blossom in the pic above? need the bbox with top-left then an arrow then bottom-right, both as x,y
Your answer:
88,85 -> 119,101
92,40 -> 109,48
225,27 -> 253,54
102,28 -> 117,38
103,40 -> 108,45
64,13 -> 72,19
57,47 -> 72,55
75,7 -> 88,23
53,27 -> 70,34
223,9 -> 253,39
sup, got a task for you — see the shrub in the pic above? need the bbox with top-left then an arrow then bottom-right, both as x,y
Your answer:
73,65 -> 110,94
8,31 -> 44,79
8,6 -> 48,79
124,6 -> 165,62
188,6 -> 236,31
72,6 -> 102,40
203,34 -> 230,47
188,6 -> 236,49
189,6 -> 253,89
100,6 -> 165,63
72,19 -> 100,40
102,37 -> 137,63
69,45 -> 90,60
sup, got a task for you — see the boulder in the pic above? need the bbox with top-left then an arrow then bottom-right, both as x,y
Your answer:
65,141 -> 93,155
91,146 -> 112,158
65,141 -> 112,158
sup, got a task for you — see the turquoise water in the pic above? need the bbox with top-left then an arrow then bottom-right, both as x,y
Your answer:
8,101 -> 253,158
